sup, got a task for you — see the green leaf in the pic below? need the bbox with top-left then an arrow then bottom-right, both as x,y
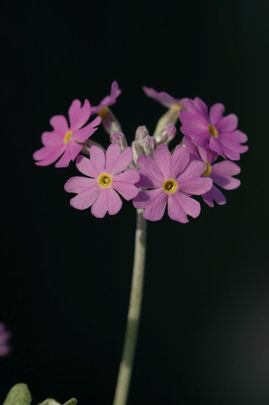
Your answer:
3,384 -> 32,405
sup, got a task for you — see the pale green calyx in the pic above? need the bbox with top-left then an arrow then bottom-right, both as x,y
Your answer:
3,384 -> 32,405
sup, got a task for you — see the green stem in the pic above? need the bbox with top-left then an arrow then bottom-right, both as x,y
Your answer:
112,210 -> 147,405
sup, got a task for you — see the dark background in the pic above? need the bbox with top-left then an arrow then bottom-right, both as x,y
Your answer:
1,0 -> 268,404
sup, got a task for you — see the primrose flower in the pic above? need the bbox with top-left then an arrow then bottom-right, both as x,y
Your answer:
133,144 -> 212,223
64,144 -> 140,218
0,323 -> 11,356
91,81 -> 122,115
143,86 -> 187,110
184,138 -> 241,207
180,98 -> 248,160
33,100 -> 101,168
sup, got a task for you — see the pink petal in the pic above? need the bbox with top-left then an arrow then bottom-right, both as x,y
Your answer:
213,175 -> 240,190
209,137 -> 224,156
70,187 -> 100,210
74,116 -> 101,143
175,193 -> 201,218
180,111 -> 209,135
34,146 -> 65,166
113,182 -> 139,200
64,176 -> 96,193
107,188 -> 122,215
110,147 -> 133,175
55,143 -> 82,168
193,97 -> 208,118
136,155 -> 163,187
177,160 -> 205,182
180,177 -> 213,195
41,131 -> 63,146
76,155 -> 98,178
89,145 -> 105,173
167,194 -> 188,223
91,190 -> 109,218
218,114 -> 238,132
113,169 -> 140,184
105,143 -> 121,172
153,144 -> 171,178
143,191 -> 167,221
203,185 -> 226,207
143,86 -> 181,108
171,145 -> 189,178
212,160 -> 241,177
133,189 -> 163,209
68,99 -> 91,130
209,103 -> 225,125
49,115 -> 69,135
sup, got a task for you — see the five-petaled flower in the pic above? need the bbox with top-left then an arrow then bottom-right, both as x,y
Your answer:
64,144 -> 140,218
133,144 -> 213,223
33,100 -> 101,168
0,323 -> 11,357
184,137 -> 241,207
91,81 -> 122,115
180,98 -> 248,160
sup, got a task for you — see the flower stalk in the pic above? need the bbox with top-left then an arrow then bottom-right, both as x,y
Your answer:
112,210 -> 147,405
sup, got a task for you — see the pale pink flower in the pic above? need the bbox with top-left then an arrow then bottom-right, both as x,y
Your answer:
143,86 -> 188,109
64,144 -> 140,218
33,100 -> 101,168
133,144 -> 212,223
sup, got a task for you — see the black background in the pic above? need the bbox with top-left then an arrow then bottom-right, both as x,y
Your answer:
1,0 -> 269,404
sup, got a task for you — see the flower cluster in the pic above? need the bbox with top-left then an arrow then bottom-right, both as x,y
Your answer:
33,83 -> 248,222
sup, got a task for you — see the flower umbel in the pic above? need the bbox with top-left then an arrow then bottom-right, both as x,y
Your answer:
64,144 -> 140,218
33,100 -> 101,168
133,144 -> 213,222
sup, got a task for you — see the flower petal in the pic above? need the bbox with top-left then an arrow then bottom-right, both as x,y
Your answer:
167,194 -> 188,223
218,114 -> 238,132
68,99 -> 91,130
107,188 -> 122,215
89,145 -> 105,173
70,187 -> 100,210
55,143 -> 82,168
203,185 -> 226,207
175,193 -> 201,218
110,147 -> 133,175
171,145 -> 189,178
105,143 -> 121,172
49,115 -> 69,135
114,169 -> 140,184
64,176 -> 96,193
113,182 -> 138,200
143,191 -> 167,221
209,103 -> 225,125
34,146 -> 65,166
136,155 -> 163,187
212,160 -> 241,177
153,144 -> 171,178
91,190 -> 109,218
41,131 -> 63,146
177,160 -> 205,182
76,155 -> 98,177
180,177 -> 213,195
74,116 -> 101,143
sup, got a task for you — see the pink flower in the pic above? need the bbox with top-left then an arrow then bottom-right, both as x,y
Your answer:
184,137 -> 241,207
91,81 -> 122,114
179,98 -> 248,160
64,144 -> 140,218
0,323 -> 11,357
133,144 -> 212,223
33,100 -> 101,168
143,86 -> 188,109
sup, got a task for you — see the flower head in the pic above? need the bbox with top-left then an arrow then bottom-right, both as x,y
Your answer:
180,98 -> 248,160
0,323 -> 11,356
91,81 -> 122,115
184,137 -> 241,207
64,144 -> 140,218
143,86 -> 187,110
33,100 -> 101,168
133,144 -> 212,223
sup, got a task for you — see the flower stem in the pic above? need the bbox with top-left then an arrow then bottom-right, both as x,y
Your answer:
112,210 -> 147,405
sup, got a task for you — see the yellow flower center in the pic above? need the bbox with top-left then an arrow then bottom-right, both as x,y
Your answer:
208,125 -> 219,138
98,107 -> 110,118
63,130 -> 73,144
170,103 -> 183,112
97,172 -> 113,189
203,162 -> 212,177
162,178 -> 178,194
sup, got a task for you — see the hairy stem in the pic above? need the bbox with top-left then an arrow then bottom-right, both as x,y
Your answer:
112,210 -> 147,405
